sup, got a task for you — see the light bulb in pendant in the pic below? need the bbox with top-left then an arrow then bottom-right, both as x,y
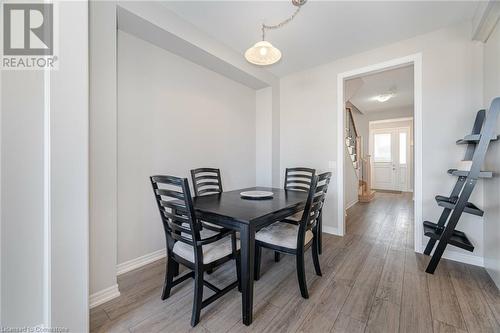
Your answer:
244,41 -> 281,66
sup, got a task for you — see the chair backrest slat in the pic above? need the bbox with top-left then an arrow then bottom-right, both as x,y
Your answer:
299,171 -> 332,230
191,168 -> 223,196
150,175 -> 203,261
284,167 -> 316,192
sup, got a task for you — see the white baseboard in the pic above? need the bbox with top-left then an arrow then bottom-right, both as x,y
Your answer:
415,244 -> 484,267
441,250 -> 484,267
322,226 -> 341,236
89,284 -> 120,309
117,248 -> 166,275
345,199 -> 358,210
419,242 -> 485,267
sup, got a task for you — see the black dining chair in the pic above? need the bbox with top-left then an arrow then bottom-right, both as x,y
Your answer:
190,168 -> 223,196
284,167 -> 316,192
315,172 -> 332,255
254,174 -> 328,299
190,167 -> 225,237
150,175 -> 240,327
274,167 -> 316,262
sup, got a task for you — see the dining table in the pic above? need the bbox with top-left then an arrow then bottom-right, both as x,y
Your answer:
192,186 -> 309,326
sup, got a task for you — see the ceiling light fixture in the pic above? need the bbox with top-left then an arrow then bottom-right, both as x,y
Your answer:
374,93 -> 394,103
245,0 -> 307,66
374,87 -> 397,103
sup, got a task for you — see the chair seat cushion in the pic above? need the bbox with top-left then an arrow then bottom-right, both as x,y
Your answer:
180,223 -> 220,240
287,211 -> 303,222
173,234 -> 239,264
256,222 -> 313,249
202,221 -> 224,230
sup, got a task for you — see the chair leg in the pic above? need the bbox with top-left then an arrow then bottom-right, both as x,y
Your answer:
274,251 -> 281,262
191,269 -> 204,327
296,251 -> 309,299
312,236 -> 322,276
173,262 -> 180,277
236,254 -> 242,292
162,255 -> 176,300
254,246 -> 262,281
318,215 -> 323,255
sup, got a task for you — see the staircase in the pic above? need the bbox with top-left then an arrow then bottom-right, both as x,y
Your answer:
345,106 -> 361,173
345,104 -> 375,203
358,156 -> 376,202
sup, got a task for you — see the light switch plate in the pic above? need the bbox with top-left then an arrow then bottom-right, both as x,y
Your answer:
328,161 -> 337,173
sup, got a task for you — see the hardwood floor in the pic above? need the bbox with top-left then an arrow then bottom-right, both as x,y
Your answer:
90,193 -> 500,333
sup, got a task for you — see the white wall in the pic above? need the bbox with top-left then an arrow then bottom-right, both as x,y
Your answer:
1,71 -> 45,327
256,87 -> 273,186
483,20 -> 500,288
89,0 -> 119,297
280,21 -> 485,261
117,31 -> 256,264
1,2 -> 89,330
49,2 -> 89,330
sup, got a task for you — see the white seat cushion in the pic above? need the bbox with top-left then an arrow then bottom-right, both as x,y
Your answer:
287,211 -> 304,222
202,221 -> 223,230
173,233 -> 240,264
180,223 -> 220,240
256,222 -> 313,249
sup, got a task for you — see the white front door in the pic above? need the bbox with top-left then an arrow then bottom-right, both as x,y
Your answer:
371,127 -> 410,191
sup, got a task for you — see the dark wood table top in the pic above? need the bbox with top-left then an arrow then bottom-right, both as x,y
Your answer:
193,187 -> 308,228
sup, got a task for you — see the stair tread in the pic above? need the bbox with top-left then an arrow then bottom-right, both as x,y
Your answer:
456,134 -> 499,144
447,169 -> 493,178
435,195 -> 484,216
423,221 -> 474,252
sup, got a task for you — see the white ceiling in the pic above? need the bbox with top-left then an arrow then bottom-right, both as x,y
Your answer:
162,1 -> 479,77
347,65 -> 414,113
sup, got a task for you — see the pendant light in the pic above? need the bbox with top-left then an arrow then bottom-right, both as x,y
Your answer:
245,0 -> 307,66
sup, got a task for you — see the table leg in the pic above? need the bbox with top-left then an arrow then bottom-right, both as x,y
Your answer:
240,224 -> 255,326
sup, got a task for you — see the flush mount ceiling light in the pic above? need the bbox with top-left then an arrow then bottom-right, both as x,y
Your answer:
374,93 -> 394,103
245,0 -> 307,66
374,87 -> 397,103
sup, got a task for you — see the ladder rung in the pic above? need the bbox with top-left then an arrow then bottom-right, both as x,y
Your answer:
423,221 -> 474,252
435,195 -> 484,217
456,134 -> 499,144
447,169 -> 493,178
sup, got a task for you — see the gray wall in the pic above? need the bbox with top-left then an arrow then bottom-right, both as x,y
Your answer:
117,31 -> 257,265
483,20 -> 500,289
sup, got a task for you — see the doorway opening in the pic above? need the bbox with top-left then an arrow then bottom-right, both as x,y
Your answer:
370,117 -> 413,193
337,54 -> 422,253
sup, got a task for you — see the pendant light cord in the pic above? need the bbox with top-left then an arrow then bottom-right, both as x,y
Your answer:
261,5 -> 302,41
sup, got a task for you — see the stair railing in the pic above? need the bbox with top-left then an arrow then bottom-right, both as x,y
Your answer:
345,106 -> 361,170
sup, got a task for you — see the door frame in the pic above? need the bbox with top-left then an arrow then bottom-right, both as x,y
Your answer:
369,123 -> 412,192
336,53 -> 423,253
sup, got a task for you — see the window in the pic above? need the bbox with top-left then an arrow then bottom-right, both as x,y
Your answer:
399,132 -> 407,164
374,133 -> 391,162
